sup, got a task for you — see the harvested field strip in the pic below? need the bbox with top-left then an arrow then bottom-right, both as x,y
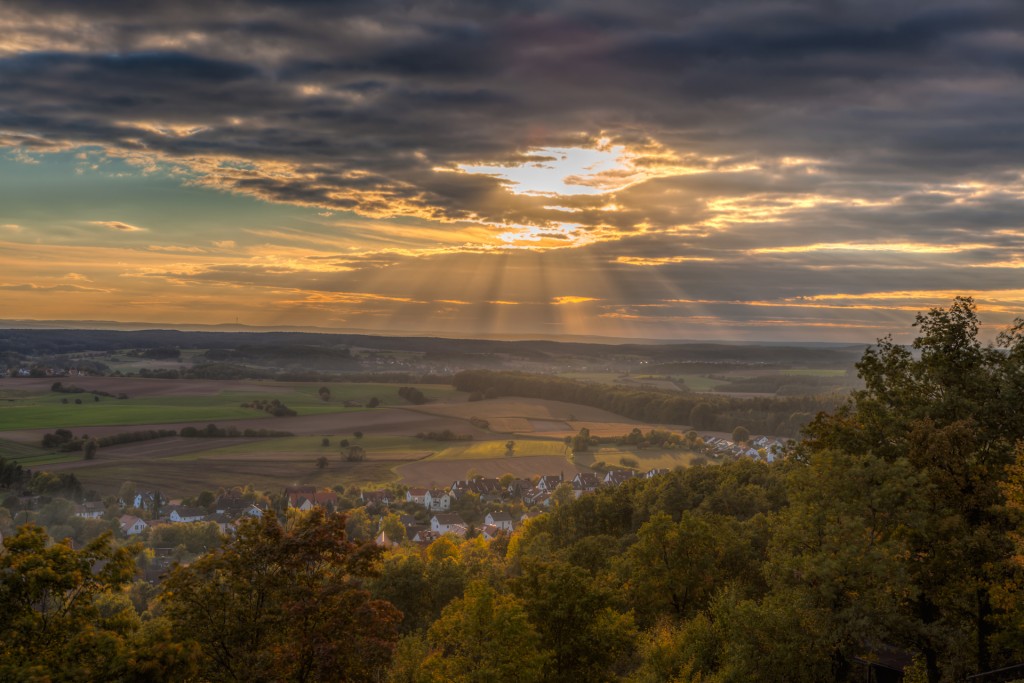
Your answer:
0,439 -> 80,466
406,397 -> 630,423
574,446 -> 710,471
70,459 -> 401,498
169,434 -> 429,459
429,440 -> 568,461
397,455 -> 588,488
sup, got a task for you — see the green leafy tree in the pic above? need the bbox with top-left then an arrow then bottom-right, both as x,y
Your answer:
514,560 -> 636,682
419,581 -> 549,682
572,427 -> 591,453
799,297 -> 1024,680
731,425 -> 749,444
161,509 -> 401,682
621,512 -> 748,627
380,512 -> 406,544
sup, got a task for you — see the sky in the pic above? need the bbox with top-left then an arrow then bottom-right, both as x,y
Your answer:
3,1 -> 1024,343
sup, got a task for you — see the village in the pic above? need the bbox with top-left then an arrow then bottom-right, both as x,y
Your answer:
20,430 -> 787,578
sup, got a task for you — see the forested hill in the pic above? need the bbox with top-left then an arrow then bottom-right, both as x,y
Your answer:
0,327 -> 863,365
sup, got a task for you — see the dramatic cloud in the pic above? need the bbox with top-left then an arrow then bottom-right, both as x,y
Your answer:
2,0 -> 1024,339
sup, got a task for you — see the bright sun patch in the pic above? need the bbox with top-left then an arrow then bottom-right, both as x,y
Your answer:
458,145 -> 636,196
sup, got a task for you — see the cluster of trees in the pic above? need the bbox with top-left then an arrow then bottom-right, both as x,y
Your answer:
398,386 -> 428,405
5,299 -> 1024,681
415,430 -> 474,442
0,462 -> 83,503
452,370 -> 838,437
711,372 -> 857,395
42,428 -> 178,454
0,511 -> 398,682
615,427 -> 688,450
239,398 -> 298,417
49,381 -> 122,398
179,424 -> 294,438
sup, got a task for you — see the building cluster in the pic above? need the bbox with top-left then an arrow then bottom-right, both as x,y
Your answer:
92,490 -> 265,537
703,434 -> 787,462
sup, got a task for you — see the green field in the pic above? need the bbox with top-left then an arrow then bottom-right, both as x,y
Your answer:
171,434 -> 430,460
0,382 -> 461,431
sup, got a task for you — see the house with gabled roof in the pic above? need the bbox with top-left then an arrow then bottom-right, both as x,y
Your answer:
75,501 -> 105,519
424,488 -> 450,511
536,474 -> 563,492
603,470 -> 635,486
285,487 -> 338,511
480,523 -> 502,540
571,472 -> 600,498
413,529 -> 441,544
361,490 -> 391,507
119,514 -> 147,536
644,468 -> 671,479
484,511 -> 514,531
406,487 -> 428,505
431,512 -> 467,535
168,506 -> 207,523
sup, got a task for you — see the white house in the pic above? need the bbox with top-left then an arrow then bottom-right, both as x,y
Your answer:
119,514 -> 147,536
484,511 -> 514,531
603,470 -> 634,486
536,474 -> 563,492
431,513 -> 467,535
168,506 -> 207,523
424,488 -> 451,511
75,501 -> 105,519
406,487 -> 428,505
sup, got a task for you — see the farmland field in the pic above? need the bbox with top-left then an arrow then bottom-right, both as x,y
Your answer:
0,378 -> 706,499
0,377 -> 461,431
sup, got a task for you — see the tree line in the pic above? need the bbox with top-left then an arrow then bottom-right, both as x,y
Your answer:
452,370 -> 839,436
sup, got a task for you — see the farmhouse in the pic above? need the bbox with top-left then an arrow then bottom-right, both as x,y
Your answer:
119,515 -> 147,536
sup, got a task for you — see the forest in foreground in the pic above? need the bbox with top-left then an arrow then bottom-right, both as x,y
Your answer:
2,297 -> 1024,683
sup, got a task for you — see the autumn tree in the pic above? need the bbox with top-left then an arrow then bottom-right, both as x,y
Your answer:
799,297 -> 1024,680
160,509 -> 401,682
0,525 -> 142,680
417,581 -> 549,682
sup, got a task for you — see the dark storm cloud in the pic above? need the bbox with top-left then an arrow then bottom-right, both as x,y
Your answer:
5,0 -> 1024,333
